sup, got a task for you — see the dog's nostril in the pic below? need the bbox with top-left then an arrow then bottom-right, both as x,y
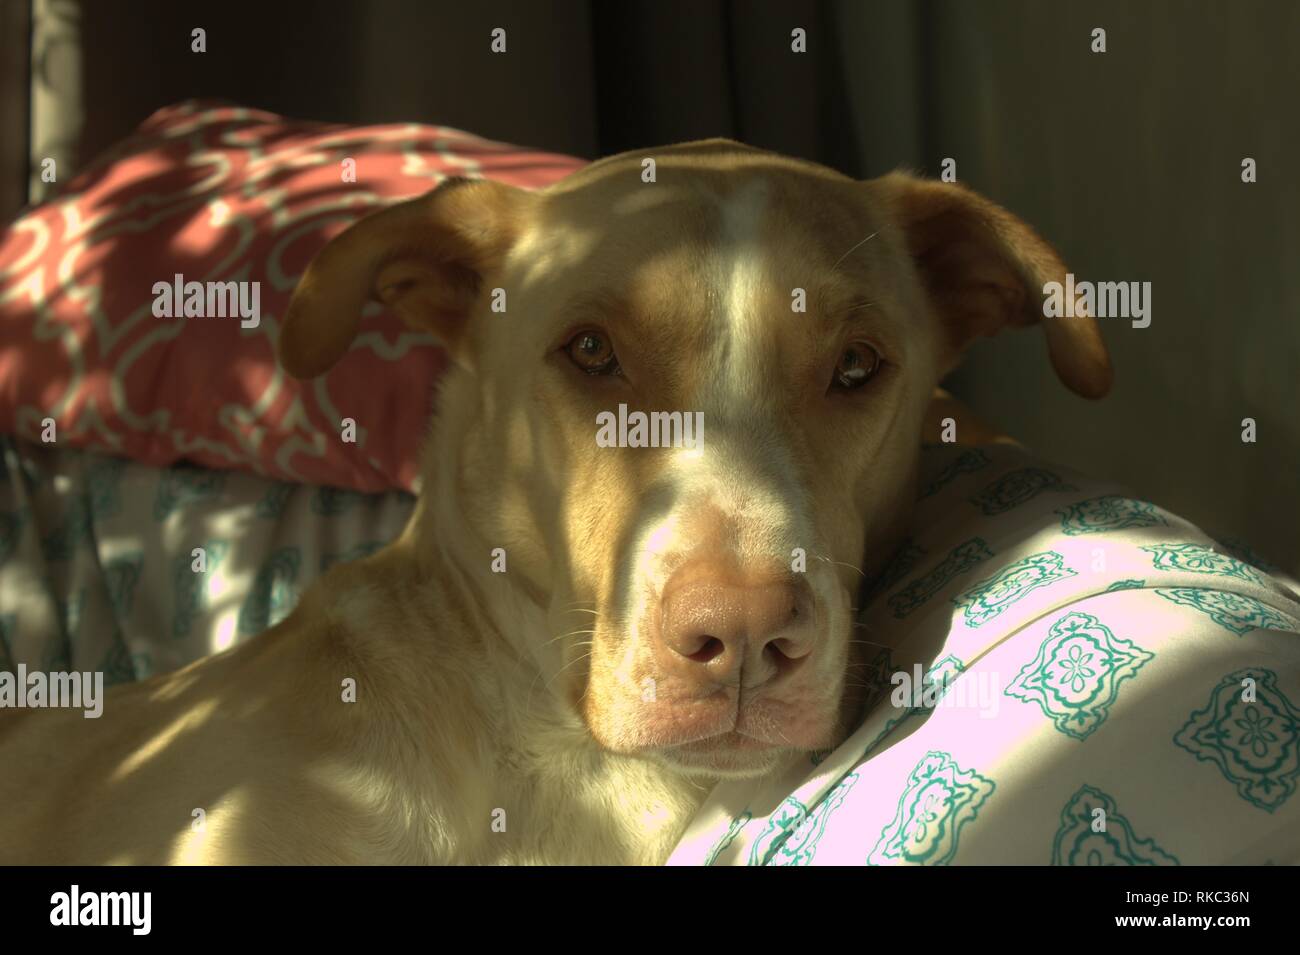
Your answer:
765,636 -> 810,667
687,637 -> 726,664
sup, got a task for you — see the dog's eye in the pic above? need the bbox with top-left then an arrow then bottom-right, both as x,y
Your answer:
832,342 -> 882,390
565,329 -> 621,375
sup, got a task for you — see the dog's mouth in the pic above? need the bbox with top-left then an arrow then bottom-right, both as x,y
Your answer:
594,683 -> 845,779
658,731 -> 788,777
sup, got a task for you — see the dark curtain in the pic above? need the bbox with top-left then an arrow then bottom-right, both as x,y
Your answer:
589,0 -> 865,175
31,0 -> 920,183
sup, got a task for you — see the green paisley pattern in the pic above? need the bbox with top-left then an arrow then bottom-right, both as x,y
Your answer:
41,497 -> 93,561
704,811 -> 751,866
1174,667 -> 1300,813
99,640 -> 140,687
1142,543 -> 1264,584
953,550 -> 1077,628
769,774 -> 861,866
864,539 -> 926,603
1006,611 -> 1153,740
888,537 -> 994,619
747,797 -> 809,866
1156,588 -> 1299,636
919,448 -> 991,499
1057,496 -> 1168,536
103,553 -> 144,621
1051,786 -> 1179,865
968,467 -> 1078,516
237,547 -> 303,635
85,455 -> 127,520
255,482 -> 295,519
154,463 -> 226,521
311,486 -> 367,516
909,654 -> 967,714
868,751 -> 995,865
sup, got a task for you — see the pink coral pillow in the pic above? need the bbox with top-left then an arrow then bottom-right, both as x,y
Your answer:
0,101 -> 586,492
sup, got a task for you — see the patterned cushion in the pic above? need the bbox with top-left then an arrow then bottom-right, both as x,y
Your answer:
0,100 -> 586,492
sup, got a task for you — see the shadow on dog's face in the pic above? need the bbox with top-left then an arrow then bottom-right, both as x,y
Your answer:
280,140 -> 1111,779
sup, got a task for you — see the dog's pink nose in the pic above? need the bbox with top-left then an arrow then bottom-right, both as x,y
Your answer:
657,569 -> 816,689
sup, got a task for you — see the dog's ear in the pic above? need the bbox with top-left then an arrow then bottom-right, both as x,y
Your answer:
278,178 -> 530,379
869,171 -> 1113,399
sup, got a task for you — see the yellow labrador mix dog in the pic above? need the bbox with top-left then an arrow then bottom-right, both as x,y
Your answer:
0,140 -> 1110,864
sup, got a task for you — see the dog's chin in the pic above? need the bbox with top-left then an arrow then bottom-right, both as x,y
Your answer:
645,733 -> 794,780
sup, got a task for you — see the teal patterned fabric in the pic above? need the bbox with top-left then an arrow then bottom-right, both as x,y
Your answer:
0,436 -> 414,683
866,752 -> 996,865
237,547 -> 303,635
1156,588 -> 1299,636
1051,786 -> 1180,865
888,537 -> 993,619
1057,496 -> 1168,536
952,550 -> 1077,628
770,773 -> 859,866
670,442 -> 1300,866
968,467 -> 1077,515
1174,668 -> 1300,813
1005,611 -> 1153,741
1143,543 -> 1265,584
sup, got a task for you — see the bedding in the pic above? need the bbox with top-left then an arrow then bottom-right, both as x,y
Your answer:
0,100 -> 586,494
0,436 -> 413,682
668,443 -> 1300,866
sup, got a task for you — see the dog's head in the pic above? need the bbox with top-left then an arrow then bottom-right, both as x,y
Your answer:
281,140 -> 1110,778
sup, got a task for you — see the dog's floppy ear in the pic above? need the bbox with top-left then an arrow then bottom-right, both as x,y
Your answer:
869,171 -> 1113,399
278,178 -> 530,379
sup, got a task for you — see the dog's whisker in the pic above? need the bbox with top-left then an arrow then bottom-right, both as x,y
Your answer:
524,631 -> 595,704
846,631 -> 893,649
810,553 -> 867,578
542,650 -> 594,694
540,628 -> 597,649
831,231 -> 877,270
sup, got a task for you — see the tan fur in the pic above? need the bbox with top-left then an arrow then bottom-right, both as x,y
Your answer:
0,140 -> 1108,864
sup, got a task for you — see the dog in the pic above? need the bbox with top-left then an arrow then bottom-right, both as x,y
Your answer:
0,139 -> 1110,864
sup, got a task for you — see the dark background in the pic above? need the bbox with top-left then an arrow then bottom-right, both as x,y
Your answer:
3,0 -> 1297,573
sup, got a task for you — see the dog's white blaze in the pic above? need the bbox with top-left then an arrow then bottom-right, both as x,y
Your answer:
620,508 -> 680,681
718,180 -> 770,403
622,179 -> 812,582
